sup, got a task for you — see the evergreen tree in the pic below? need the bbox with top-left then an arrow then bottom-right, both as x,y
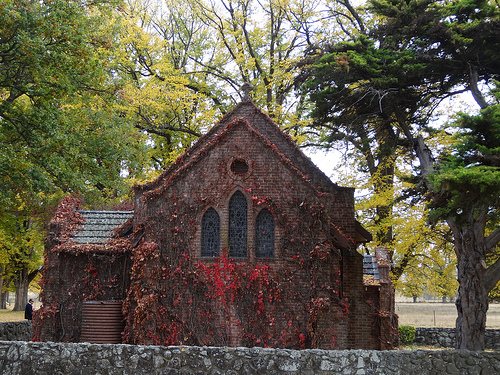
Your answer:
427,91 -> 500,349
300,0 -> 500,349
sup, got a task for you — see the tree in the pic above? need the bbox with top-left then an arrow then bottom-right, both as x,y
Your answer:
115,0 -> 367,164
369,0 -> 500,110
299,0 -> 500,349
0,210 -> 43,311
0,0 -> 148,205
397,241 -> 458,304
426,95 -> 500,349
427,249 -> 458,303
297,34 -> 452,278
328,140 -> 452,282
398,264 -> 425,303
0,0 -> 148,306
373,0 -> 500,350
190,0 -> 319,122
114,0 -> 221,171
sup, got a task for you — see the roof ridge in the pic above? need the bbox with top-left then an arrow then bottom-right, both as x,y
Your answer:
77,210 -> 134,214
135,100 -> 344,196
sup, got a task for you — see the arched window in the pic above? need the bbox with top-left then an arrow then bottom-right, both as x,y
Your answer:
255,209 -> 275,258
229,191 -> 247,257
201,207 -> 220,257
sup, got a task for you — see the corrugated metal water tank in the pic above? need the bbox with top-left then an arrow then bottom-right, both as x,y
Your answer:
80,301 -> 125,344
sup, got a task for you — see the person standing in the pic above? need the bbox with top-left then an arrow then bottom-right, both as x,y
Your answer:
25,299 -> 34,321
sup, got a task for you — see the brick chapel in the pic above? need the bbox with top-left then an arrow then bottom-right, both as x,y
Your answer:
34,90 -> 397,349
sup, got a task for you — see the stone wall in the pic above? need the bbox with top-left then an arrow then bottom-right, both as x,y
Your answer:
1,341 -> 499,375
415,327 -> 500,349
0,322 -> 31,342
5,320 -> 500,350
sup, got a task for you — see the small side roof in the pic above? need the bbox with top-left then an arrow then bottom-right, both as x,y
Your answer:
363,255 -> 380,281
72,211 -> 133,244
355,221 -> 373,244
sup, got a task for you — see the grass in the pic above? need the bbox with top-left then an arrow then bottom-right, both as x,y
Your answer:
0,309 -> 25,322
396,302 -> 500,328
3,302 -> 500,328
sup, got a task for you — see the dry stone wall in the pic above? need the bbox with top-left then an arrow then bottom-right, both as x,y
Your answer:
415,327 -> 500,349
1,341 -> 500,375
0,321 -> 31,342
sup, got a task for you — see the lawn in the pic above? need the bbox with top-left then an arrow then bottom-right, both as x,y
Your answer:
3,302 -> 500,328
0,309 -> 25,322
396,302 -> 500,328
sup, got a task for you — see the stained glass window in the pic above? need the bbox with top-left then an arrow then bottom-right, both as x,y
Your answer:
255,209 -> 275,258
201,207 -> 220,257
229,191 -> 247,257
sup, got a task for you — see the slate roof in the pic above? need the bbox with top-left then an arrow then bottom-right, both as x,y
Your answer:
72,210 -> 133,244
363,255 -> 380,280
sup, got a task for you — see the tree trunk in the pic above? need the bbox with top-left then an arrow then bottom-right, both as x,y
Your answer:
1,291 -> 9,309
452,224 -> 488,350
13,270 -> 30,312
0,271 -> 4,309
0,273 -> 11,309
468,64 -> 489,110
415,136 -> 490,351
12,267 -> 38,311
372,141 -> 396,254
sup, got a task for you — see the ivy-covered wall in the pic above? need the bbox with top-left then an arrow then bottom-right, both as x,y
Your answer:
124,114 -> 388,350
35,101 -> 397,350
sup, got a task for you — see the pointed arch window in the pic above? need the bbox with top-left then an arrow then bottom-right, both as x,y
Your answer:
229,191 -> 247,257
255,209 -> 275,258
201,207 -> 220,257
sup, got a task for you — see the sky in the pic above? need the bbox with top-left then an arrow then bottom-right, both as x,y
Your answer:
304,90 -> 480,186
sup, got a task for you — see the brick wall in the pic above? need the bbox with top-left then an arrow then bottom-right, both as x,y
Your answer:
125,119 -> 382,349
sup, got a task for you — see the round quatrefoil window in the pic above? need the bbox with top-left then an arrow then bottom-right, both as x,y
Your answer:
230,159 -> 249,176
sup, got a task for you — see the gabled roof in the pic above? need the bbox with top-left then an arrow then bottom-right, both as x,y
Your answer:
131,97 -> 370,252
137,116 -> 330,202
135,99 -> 350,196
72,211 -> 133,244
331,221 -> 372,251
